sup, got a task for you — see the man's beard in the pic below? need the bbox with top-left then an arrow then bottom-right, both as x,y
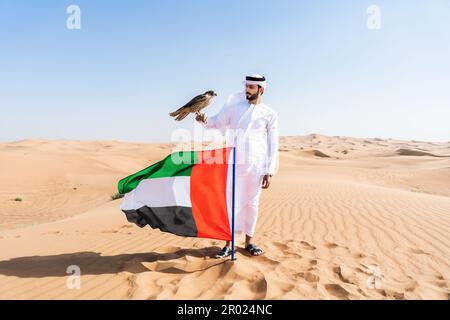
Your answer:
246,90 -> 260,101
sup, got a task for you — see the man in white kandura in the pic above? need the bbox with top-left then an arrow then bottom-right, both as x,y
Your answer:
196,74 -> 279,258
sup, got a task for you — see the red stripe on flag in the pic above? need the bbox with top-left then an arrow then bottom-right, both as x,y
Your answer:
190,148 -> 232,240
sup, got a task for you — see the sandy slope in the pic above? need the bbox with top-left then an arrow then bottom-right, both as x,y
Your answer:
0,135 -> 449,299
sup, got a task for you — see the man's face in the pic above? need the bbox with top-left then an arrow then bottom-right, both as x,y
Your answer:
245,84 -> 263,101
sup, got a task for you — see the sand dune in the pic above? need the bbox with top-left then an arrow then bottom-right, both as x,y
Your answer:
0,135 -> 449,299
395,148 -> 448,157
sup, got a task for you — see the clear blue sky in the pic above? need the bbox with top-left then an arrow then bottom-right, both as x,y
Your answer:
1,0 -> 449,142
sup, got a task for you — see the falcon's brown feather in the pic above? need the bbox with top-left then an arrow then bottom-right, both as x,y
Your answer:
169,91 -> 216,121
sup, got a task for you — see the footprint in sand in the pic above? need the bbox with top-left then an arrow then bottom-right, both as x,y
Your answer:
43,231 -> 61,235
299,241 -> 316,250
432,280 -> 447,288
102,229 -> 118,234
271,241 -> 288,249
410,248 -> 430,255
435,274 -> 445,280
405,280 -> 418,292
268,241 -> 303,258
332,265 -> 358,285
325,242 -> 339,249
324,284 -> 350,299
379,289 -> 406,300
297,271 -> 320,283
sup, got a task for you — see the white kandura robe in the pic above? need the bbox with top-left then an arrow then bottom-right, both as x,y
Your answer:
203,92 -> 279,237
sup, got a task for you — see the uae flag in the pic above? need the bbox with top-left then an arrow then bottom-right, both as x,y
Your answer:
118,147 -> 235,241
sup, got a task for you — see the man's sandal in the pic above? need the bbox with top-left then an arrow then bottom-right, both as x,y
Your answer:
215,246 -> 232,259
245,243 -> 264,256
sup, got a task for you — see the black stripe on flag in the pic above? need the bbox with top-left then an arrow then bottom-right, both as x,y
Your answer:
122,206 -> 198,237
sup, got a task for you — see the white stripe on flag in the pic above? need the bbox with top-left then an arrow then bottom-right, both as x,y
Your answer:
120,176 -> 191,211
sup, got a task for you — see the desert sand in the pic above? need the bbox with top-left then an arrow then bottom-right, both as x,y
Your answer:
0,134 -> 449,299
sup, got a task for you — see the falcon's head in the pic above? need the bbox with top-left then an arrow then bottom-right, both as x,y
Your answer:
205,90 -> 217,97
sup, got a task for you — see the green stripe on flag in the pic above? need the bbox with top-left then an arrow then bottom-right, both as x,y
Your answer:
118,151 -> 199,194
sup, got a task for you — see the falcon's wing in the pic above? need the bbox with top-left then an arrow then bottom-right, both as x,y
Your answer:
175,94 -> 208,112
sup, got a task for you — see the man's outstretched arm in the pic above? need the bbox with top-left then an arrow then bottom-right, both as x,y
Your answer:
196,104 -> 230,129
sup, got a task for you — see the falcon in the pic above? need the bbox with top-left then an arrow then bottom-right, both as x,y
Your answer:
169,90 -> 217,121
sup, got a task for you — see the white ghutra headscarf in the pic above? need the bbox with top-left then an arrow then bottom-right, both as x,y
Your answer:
242,74 -> 267,89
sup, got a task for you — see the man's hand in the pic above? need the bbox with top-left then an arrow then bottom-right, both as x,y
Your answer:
195,113 -> 208,124
262,174 -> 272,189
